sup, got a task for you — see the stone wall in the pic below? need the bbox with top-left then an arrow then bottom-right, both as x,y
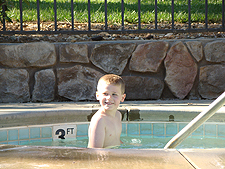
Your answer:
0,39 -> 224,103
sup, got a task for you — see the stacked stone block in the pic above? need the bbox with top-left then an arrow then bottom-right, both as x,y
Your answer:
0,40 -> 224,103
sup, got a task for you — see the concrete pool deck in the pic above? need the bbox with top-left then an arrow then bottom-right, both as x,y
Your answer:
1,144 -> 225,169
0,100 -> 225,168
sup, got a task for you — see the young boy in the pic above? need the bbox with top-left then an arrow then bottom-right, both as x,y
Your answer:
88,74 -> 126,148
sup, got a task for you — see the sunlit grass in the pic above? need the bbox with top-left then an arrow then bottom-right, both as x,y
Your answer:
6,0 -> 223,23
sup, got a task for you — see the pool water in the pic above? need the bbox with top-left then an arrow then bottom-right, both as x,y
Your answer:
1,121 -> 225,149
22,134 -> 225,149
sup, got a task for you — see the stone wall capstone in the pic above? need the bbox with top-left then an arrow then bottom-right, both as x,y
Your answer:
185,41 -> 203,62
59,44 -> 89,63
204,41 -> 225,62
0,42 -> 56,67
90,43 -> 136,75
0,39 -> 224,103
129,41 -> 169,72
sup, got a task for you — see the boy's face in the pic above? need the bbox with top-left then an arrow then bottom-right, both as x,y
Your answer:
96,82 -> 126,112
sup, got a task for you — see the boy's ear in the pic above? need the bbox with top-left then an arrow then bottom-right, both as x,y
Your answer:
121,94 -> 126,102
96,92 -> 100,100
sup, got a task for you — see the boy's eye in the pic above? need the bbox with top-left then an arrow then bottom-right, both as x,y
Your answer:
103,93 -> 108,96
112,93 -> 118,96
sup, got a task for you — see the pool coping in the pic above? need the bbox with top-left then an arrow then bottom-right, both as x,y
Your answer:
0,144 -> 225,168
1,100 -> 225,127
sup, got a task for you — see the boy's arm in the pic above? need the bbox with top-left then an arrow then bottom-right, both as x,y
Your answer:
118,111 -> 123,144
88,118 -> 105,148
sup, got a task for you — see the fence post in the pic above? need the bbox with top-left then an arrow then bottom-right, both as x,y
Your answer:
205,0 -> 208,29
71,0 -> 74,31
37,0 -> 40,31
54,0 -> 57,31
19,0 -> 23,31
88,0 -> 91,31
121,0 -> 124,30
105,0 -> 108,30
155,0 -> 157,30
2,4 -> 6,31
188,0 -> 191,30
138,0 -> 141,30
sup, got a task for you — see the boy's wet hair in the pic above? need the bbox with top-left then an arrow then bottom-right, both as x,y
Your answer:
97,74 -> 125,94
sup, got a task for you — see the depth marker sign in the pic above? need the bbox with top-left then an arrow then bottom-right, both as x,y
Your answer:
53,125 -> 77,140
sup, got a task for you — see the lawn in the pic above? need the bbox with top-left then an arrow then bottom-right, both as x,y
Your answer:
6,0 -> 223,24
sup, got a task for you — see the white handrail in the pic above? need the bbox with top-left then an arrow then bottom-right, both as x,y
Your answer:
164,91 -> 225,149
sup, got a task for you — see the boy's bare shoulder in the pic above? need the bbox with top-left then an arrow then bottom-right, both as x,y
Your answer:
116,110 -> 122,117
90,111 -> 106,124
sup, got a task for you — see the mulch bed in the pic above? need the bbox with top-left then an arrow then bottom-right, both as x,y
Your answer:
0,21 -> 224,43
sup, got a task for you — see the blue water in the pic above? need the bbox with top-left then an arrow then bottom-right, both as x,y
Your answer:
22,134 -> 225,149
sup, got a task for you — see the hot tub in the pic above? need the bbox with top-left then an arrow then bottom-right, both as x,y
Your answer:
0,101 -> 225,168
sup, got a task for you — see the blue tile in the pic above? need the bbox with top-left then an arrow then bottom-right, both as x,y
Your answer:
42,127 -> 52,138
0,130 -> 7,142
122,123 -> 127,134
77,124 -> 88,136
19,128 -> 29,140
179,123 -> 188,131
166,123 -> 177,136
8,130 -> 18,141
153,135 -> 166,138
19,140 -> 30,145
41,138 -> 52,142
140,123 -> 152,135
30,139 -> 41,143
127,123 -> 139,135
218,124 -> 225,137
0,142 -> 7,144
30,128 -> 40,139
8,141 -> 18,145
205,124 -> 216,137
153,123 -> 164,136
192,125 -> 203,136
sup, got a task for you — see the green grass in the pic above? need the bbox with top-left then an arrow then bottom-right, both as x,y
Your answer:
6,0 -> 223,24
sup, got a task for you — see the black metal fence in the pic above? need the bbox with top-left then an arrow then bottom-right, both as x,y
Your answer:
1,0 -> 225,35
